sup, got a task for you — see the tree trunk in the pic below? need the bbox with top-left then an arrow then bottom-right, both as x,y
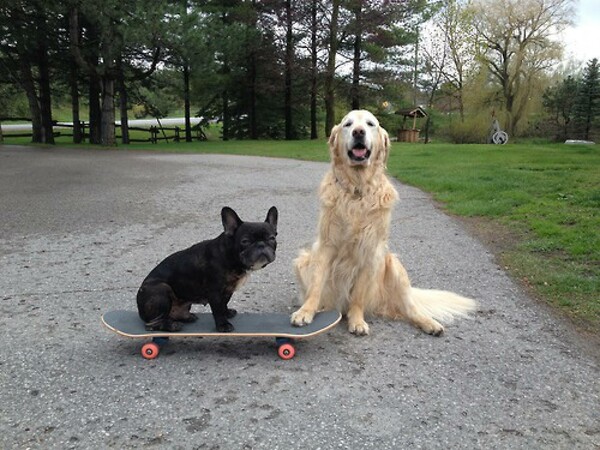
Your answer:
222,91 -> 229,141
19,58 -> 43,143
99,20 -> 119,147
310,0 -> 318,139
413,27 -> 419,107
248,0 -> 258,139
117,59 -> 129,144
324,0 -> 340,136
181,0 -> 193,142
248,52 -> 258,139
70,7 -> 99,144
100,76 -> 116,146
284,0 -> 294,140
183,62 -> 192,142
70,63 -> 82,143
88,73 -> 102,144
351,1 -> 363,110
37,38 -> 54,144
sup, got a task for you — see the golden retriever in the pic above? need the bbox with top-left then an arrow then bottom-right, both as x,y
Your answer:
291,110 -> 476,335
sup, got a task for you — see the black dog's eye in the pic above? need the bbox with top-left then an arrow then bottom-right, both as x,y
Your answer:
240,238 -> 251,247
367,120 -> 375,127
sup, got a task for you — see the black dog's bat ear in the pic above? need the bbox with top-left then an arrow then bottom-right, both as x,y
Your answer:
265,206 -> 278,231
221,207 -> 242,236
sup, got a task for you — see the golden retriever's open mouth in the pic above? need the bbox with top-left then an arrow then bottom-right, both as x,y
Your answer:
348,143 -> 371,164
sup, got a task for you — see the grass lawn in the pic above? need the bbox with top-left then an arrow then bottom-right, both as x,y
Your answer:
386,143 -> 599,334
3,133 -> 599,332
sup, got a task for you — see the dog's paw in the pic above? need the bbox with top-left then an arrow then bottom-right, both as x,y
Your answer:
226,308 -> 237,319
168,321 -> 184,332
216,321 -> 234,332
181,313 -> 198,323
291,309 -> 315,327
422,320 -> 444,337
348,320 -> 370,336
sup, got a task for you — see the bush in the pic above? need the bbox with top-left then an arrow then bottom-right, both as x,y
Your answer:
132,104 -> 147,119
442,115 -> 490,144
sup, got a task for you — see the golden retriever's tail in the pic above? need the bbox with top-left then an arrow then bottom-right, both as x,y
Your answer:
409,288 -> 477,323
378,253 -> 477,334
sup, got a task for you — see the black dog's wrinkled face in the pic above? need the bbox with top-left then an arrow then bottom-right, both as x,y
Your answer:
222,206 -> 278,271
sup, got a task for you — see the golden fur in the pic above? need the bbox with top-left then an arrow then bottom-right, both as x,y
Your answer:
291,110 -> 476,335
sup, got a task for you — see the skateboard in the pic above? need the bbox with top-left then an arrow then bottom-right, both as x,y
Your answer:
101,310 -> 341,360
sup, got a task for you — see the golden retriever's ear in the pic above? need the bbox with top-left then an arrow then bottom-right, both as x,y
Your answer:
328,124 -> 340,148
378,126 -> 391,166
328,124 -> 341,161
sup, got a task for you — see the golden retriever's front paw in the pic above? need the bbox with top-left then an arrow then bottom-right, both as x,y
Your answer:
422,320 -> 444,337
348,319 -> 370,336
291,309 -> 315,327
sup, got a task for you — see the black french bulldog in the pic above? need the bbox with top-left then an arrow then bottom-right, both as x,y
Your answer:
136,206 -> 278,332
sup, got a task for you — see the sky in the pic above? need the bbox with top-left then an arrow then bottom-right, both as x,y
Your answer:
562,0 -> 600,63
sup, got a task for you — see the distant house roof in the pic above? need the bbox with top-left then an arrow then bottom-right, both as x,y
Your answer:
395,107 -> 427,118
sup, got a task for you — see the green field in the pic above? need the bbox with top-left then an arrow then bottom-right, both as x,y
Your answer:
386,143 -> 599,332
3,133 -> 599,332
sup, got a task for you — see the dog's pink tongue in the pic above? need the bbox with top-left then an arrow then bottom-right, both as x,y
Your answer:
352,148 -> 367,158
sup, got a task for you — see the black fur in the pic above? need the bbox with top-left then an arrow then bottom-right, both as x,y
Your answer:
137,207 -> 278,332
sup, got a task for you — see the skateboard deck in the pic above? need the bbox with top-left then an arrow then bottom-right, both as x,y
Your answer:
102,310 -> 341,360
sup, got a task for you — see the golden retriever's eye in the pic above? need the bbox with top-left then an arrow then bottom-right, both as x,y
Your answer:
343,121 -> 352,127
367,120 -> 375,127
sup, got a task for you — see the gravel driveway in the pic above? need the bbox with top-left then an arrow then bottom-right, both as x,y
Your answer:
1,145 -> 598,449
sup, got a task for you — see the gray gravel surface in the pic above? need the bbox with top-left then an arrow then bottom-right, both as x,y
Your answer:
1,145 -> 598,449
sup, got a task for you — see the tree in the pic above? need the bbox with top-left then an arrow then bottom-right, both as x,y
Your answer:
295,0 -> 328,139
0,1 -> 62,144
162,0 -> 208,143
471,0 -> 574,136
324,0 -> 341,136
69,0 -> 164,146
419,42 -> 447,143
542,75 -> 578,140
69,3 -> 119,146
348,0 -> 363,110
0,0 -> 449,145
308,0 -> 320,139
284,0 -> 294,139
423,0 -> 477,121
573,58 -> 600,140
341,0 -> 430,109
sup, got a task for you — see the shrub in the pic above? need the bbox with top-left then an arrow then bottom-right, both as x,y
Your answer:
442,115 -> 490,144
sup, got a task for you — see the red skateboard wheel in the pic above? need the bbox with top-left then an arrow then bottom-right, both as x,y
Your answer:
141,342 -> 160,359
278,343 -> 296,360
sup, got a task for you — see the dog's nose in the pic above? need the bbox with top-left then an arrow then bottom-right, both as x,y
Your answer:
352,127 -> 365,138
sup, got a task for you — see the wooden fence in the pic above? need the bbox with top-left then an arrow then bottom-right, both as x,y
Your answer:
0,118 -> 207,143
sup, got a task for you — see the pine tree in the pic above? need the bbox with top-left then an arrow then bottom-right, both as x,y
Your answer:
573,58 -> 600,141
542,75 -> 579,141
